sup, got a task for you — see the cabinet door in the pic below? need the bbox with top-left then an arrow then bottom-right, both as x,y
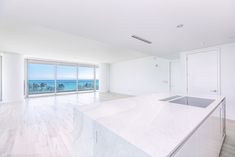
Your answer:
173,104 -> 223,157
93,123 -> 150,157
74,111 -> 95,157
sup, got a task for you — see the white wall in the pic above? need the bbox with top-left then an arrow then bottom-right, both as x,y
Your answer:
110,56 -> 170,96
2,52 -> 24,102
99,63 -> 110,93
170,60 -> 184,94
175,42 -> 235,120
220,43 -> 235,121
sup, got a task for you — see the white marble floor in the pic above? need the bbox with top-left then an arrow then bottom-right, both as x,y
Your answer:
0,92 -> 129,157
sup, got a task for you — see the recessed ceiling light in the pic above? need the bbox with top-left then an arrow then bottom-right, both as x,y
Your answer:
176,24 -> 184,28
131,35 -> 152,44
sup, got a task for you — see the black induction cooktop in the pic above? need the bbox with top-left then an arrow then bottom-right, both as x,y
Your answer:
169,96 -> 215,108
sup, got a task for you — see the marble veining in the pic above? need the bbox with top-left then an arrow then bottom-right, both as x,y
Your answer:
78,93 -> 225,157
0,92 -> 225,157
0,92 -> 129,157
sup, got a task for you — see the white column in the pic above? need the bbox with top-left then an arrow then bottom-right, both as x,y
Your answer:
2,52 -> 24,102
99,63 -> 110,93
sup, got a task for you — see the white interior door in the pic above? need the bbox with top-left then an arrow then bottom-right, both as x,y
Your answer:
187,51 -> 220,96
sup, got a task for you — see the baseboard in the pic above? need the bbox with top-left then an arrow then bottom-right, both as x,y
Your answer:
226,114 -> 235,121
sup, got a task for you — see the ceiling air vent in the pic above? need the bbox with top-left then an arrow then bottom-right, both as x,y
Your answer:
131,35 -> 152,44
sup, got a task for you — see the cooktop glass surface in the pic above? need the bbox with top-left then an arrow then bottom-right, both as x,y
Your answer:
169,96 -> 215,108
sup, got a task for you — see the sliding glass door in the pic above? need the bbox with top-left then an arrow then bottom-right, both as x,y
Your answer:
95,67 -> 100,90
26,59 -> 99,97
56,65 -> 77,93
78,67 -> 94,91
0,56 -> 2,101
28,63 -> 55,95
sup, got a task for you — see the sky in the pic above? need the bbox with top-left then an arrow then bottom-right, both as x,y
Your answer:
28,63 -> 97,80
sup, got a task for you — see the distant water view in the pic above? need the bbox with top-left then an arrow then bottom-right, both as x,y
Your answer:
28,80 -> 99,95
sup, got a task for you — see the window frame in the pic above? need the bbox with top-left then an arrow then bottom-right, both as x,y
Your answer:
56,64 -> 77,93
77,66 -> 96,92
0,56 -> 2,101
25,58 -> 99,97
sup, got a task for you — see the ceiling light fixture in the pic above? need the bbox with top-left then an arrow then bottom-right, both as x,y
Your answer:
176,24 -> 184,28
131,35 -> 152,44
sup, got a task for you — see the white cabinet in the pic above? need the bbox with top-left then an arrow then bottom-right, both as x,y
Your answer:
75,99 -> 226,157
173,100 -> 226,157
74,110 -> 150,157
74,111 -> 95,157
92,123 -> 150,157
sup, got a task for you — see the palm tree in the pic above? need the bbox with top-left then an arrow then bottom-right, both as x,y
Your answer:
57,83 -> 65,90
33,83 -> 40,91
40,82 -> 47,91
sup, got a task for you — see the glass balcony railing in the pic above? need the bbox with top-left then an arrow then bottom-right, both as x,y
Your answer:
56,80 -> 77,92
28,80 -> 99,95
28,80 -> 55,95
78,80 -> 94,91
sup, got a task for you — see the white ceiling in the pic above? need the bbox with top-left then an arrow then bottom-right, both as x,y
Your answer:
0,22 -> 146,64
0,0 -> 235,62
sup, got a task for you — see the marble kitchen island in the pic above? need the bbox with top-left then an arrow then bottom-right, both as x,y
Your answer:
75,93 -> 226,157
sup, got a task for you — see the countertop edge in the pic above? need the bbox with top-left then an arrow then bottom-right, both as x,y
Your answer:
167,97 -> 226,157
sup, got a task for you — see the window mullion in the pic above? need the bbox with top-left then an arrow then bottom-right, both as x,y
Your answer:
55,64 -> 57,95
76,65 -> 79,92
94,65 -> 96,92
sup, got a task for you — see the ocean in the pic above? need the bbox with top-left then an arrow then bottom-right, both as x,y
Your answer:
28,79 -> 99,95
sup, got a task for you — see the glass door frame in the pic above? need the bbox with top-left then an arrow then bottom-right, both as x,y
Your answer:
26,59 -> 57,97
55,63 -> 78,94
25,58 -> 99,98
0,55 -> 2,101
77,65 -> 96,92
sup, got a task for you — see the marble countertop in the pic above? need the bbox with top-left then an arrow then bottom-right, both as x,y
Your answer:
78,93 -> 225,157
